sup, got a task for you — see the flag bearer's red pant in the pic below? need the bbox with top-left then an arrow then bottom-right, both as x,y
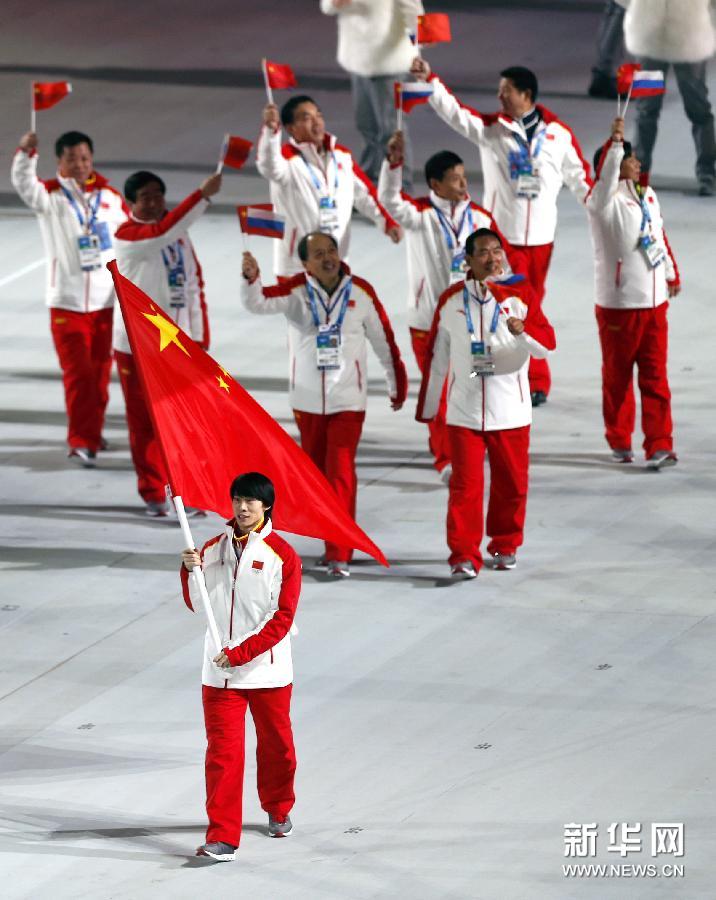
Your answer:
294,409 -> 365,562
447,424 -> 530,572
50,307 -> 113,453
115,350 -> 167,504
202,684 -> 296,848
411,328 -> 450,473
595,303 -> 673,457
513,243 -> 554,397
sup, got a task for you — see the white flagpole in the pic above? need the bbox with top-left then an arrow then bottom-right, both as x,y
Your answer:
31,82 -> 36,132
262,58 -> 274,105
215,133 -> 228,175
622,82 -> 634,119
396,85 -> 403,132
173,493 -> 223,656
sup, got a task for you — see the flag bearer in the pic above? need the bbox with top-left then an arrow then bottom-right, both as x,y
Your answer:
11,129 -> 128,466
587,117 -> 680,468
114,169 -> 221,515
239,232 -> 407,578
416,228 -> 555,579
410,56 -> 591,405
181,472 -> 301,861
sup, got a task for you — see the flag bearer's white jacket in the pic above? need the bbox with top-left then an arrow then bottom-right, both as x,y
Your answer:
240,266 -> 408,414
256,127 -> 398,276
378,158 -> 525,331
180,518 -> 301,689
417,278 -> 556,431
426,75 -> 592,246
113,190 -> 210,354
11,148 -> 128,311
587,140 -> 679,310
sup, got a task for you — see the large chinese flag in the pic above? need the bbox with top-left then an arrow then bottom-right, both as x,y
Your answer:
417,13 -> 451,45
109,261 -> 388,566
33,81 -> 72,110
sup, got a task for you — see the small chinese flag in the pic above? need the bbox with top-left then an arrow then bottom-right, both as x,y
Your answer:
417,13 -> 451,45
221,135 -> 253,170
108,262 -> 388,566
32,81 -> 72,111
264,60 -> 297,90
616,63 -> 641,95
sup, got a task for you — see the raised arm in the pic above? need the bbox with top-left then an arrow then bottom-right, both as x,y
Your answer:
352,157 -> 401,241
240,252 -> 305,319
415,301 -> 450,422
410,57 -> 487,145
256,105 -> 291,185
10,134 -> 50,213
377,133 -> 423,231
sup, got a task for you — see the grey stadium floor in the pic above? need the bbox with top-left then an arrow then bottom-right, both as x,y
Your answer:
0,2 -> 714,898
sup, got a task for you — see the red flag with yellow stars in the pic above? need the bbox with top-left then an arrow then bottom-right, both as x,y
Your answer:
108,261 -> 388,566
33,81 -> 72,110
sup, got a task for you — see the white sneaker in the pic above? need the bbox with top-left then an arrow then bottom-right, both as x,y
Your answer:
492,552 -> 516,570
68,447 -> 96,469
439,464 -> 452,485
196,841 -> 237,861
327,560 -> 350,578
610,449 -> 634,464
646,451 -> 677,470
450,561 -> 478,579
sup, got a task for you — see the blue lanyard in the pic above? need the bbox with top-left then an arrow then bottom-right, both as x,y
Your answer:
431,202 -> 474,251
301,151 -> 339,197
462,284 -> 501,337
635,187 -> 653,237
306,277 -> 352,328
513,127 -> 546,162
62,186 -> 101,230
161,241 -> 185,273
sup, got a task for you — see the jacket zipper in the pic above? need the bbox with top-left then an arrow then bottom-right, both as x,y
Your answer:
321,369 -> 326,415
524,198 -> 531,245
480,303 -> 486,431
225,559 -> 239,688
518,373 -> 524,403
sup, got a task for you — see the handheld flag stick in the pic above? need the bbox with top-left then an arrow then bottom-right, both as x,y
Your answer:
622,82 -> 634,119
216,134 -> 228,175
262,58 -> 275,105
30,83 -> 36,132
396,84 -> 403,131
172,493 -> 223,655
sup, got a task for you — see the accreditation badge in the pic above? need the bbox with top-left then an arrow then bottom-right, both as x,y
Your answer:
316,323 -> 342,370
168,269 -> 187,309
318,196 -> 339,234
470,340 -> 495,378
516,168 -> 541,199
640,235 -> 665,269
450,248 -> 467,283
77,233 -> 102,271
91,220 -> 112,251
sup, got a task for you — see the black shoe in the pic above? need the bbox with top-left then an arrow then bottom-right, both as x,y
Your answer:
698,177 -> 715,196
588,71 -> 618,100
530,391 -> 547,407
196,841 -> 237,861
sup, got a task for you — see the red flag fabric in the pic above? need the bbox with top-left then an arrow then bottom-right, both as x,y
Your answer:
264,60 -> 297,90
32,81 -> 72,111
417,13 -> 451,45
616,63 -> 641,95
394,81 -> 433,113
221,135 -> 253,170
108,261 -> 388,566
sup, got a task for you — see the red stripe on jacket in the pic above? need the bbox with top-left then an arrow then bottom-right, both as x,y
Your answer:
115,189 -> 203,241
415,281 -> 463,422
352,274 -> 408,404
223,531 -> 302,667
662,229 -> 680,287
346,154 -> 399,233
180,532 -> 223,611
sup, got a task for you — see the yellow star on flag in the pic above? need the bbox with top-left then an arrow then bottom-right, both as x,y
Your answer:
217,375 -> 230,392
218,365 -> 232,380
142,308 -> 190,356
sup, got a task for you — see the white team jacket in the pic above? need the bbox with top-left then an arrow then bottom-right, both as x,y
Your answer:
417,279 -> 556,431
181,519 -> 301,689
240,268 -> 408,415
426,75 -> 592,246
378,159 -> 524,331
621,0 -> 715,64
11,149 -> 127,312
256,128 -> 397,276
113,190 -> 210,354
587,140 -> 679,310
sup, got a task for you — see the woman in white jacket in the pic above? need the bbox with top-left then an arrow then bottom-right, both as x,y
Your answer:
181,472 -> 302,861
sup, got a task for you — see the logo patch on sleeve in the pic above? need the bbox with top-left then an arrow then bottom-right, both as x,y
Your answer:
252,559 -> 264,570
348,299 -> 356,307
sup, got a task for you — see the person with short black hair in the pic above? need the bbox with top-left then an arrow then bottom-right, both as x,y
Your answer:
113,168 -> 221,516
240,231 -> 407,578
410,55 -> 592,407
257,94 -> 401,278
417,228 -> 556,578
11,128 -> 128,467
587,117 -> 680,468
181,472 -> 302,861
378,132 -> 526,482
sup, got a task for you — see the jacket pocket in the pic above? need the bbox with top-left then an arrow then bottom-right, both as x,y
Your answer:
270,648 -> 274,664
355,360 -> 363,391
615,259 -> 622,287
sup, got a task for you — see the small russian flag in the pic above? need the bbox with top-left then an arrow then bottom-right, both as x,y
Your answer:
630,70 -> 665,98
237,203 -> 286,239
394,82 -> 434,113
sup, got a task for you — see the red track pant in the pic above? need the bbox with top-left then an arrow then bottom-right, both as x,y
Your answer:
595,303 -> 673,456
202,684 -> 296,848
513,243 -> 554,396
294,409 -> 365,562
50,307 -> 113,452
447,424 -> 530,571
115,350 -> 167,503
411,328 -> 450,472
